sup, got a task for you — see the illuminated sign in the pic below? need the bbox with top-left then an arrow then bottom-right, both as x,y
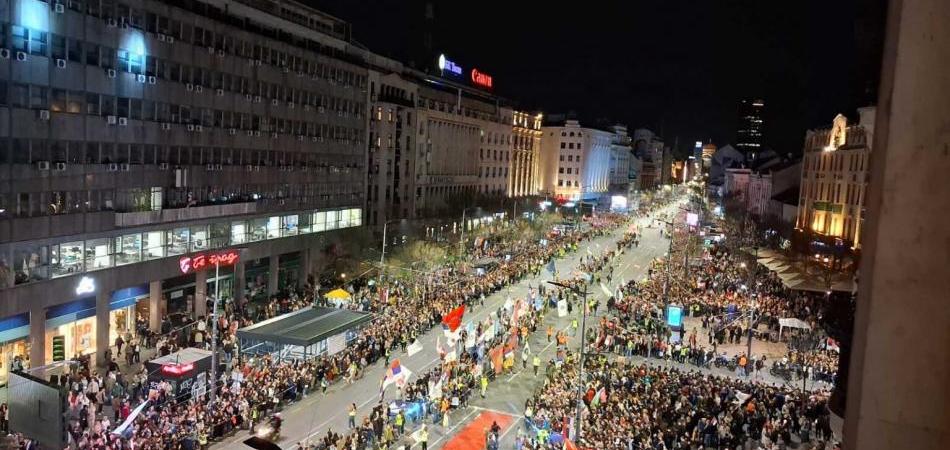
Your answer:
471,68 -> 493,89
75,276 -> 95,296
161,362 -> 195,376
666,305 -> 683,328
179,250 -> 241,274
437,54 -> 462,76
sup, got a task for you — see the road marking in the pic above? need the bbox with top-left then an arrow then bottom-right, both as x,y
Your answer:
410,408 -> 478,450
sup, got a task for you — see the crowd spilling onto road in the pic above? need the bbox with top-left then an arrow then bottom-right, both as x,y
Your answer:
36,210 -> 630,450
515,204 -> 841,450
522,354 -> 834,450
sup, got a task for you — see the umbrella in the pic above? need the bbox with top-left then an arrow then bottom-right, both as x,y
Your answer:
324,288 -> 351,300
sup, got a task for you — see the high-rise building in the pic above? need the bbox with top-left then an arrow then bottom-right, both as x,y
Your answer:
509,111 -> 543,197
796,107 -> 875,249
0,0 -> 370,371
736,98 -> 765,158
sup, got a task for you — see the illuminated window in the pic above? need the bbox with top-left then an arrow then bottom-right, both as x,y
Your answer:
11,26 -> 27,53
29,30 -> 47,56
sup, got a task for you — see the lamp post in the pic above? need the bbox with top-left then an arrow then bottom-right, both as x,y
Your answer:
547,280 -> 589,443
379,219 -> 403,279
459,207 -> 475,255
210,247 -> 245,405
745,246 -> 759,368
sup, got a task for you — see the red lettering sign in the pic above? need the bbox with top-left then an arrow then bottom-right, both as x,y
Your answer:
161,362 -> 195,375
471,68 -> 493,89
179,250 -> 241,274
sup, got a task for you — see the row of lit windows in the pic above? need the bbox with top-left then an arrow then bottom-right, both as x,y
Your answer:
7,208 -> 362,287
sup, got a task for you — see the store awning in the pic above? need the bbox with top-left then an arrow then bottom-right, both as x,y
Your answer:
324,288 -> 352,300
236,306 -> 373,347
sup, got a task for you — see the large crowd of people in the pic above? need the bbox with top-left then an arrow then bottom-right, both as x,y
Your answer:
23,211 -> 630,450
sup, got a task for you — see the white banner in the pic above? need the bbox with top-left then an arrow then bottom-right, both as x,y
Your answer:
557,300 -> 568,317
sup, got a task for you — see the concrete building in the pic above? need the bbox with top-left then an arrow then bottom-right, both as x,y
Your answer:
845,2 -> 950,447
0,0 -> 375,374
746,161 -> 801,219
736,98 -> 764,159
723,167 -> 752,201
413,80 -> 511,214
539,119 -> 612,202
796,107 -> 875,248
632,128 -> 665,190
509,111 -> 542,197
708,144 -> 745,192
366,71 -> 418,227
608,125 -> 632,194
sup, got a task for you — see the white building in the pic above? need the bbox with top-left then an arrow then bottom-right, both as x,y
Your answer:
540,119 -> 612,201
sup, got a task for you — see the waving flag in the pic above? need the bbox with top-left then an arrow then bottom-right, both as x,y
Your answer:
441,305 -> 466,332
599,282 -> 613,298
382,359 -> 411,391
546,259 -> 557,276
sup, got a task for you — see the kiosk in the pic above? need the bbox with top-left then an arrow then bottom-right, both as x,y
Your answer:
146,347 -> 213,401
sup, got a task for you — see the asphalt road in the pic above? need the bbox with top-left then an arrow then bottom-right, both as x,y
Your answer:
213,202 -> 681,450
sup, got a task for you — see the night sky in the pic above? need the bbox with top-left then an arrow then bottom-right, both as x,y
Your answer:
311,0 -> 886,158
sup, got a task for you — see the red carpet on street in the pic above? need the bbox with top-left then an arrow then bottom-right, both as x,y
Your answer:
441,411 -> 515,450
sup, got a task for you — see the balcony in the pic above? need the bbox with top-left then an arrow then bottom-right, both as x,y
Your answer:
115,202 -> 258,227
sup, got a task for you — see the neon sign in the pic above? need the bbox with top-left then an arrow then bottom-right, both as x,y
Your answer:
437,54 -> 462,76
178,250 -> 241,274
75,276 -> 96,296
471,68 -> 493,89
161,362 -> 195,376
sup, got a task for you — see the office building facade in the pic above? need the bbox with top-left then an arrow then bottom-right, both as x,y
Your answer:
0,0 -> 369,373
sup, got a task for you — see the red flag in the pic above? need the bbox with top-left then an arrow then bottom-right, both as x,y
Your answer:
564,439 -> 579,450
441,305 -> 466,332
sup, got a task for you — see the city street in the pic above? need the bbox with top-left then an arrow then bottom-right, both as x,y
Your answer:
212,204 -> 679,450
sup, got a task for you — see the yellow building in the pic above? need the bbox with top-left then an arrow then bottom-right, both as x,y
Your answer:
509,111 -> 543,197
796,107 -> 875,248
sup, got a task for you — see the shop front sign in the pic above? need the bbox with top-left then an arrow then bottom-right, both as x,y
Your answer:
179,250 -> 241,274
75,276 -> 96,296
161,362 -> 195,375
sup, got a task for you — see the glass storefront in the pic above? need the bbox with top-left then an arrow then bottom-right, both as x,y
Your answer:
9,207 -> 362,286
0,313 -> 31,386
44,297 -> 98,364
45,317 -> 97,365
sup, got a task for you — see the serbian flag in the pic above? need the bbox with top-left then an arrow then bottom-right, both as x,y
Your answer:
442,305 -> 466,332
382,359 -> 410,391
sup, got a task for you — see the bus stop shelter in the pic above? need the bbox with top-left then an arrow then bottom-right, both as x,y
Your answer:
236,306 -> 373,361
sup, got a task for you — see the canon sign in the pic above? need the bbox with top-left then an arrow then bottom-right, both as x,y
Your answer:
471,68 -> 493,89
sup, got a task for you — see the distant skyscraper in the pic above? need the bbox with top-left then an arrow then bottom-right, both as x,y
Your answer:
736,98 -> 765,159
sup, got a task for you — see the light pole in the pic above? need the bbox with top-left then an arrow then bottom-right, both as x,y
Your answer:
547,280 -> 589,443
379,219 -> 403,279
745,246 -> 759,368
459,207 -> 475,255
209,247 -> 245,405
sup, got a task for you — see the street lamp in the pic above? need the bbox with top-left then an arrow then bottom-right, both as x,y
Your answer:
547,280 -> 589,443
210,247 -> 246,405
459,207 -> 476,255
379,219 -> 405,279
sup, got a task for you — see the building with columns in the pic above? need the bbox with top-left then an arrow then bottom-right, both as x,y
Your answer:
509,110 -> 543,197
796,107 -> 875,248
